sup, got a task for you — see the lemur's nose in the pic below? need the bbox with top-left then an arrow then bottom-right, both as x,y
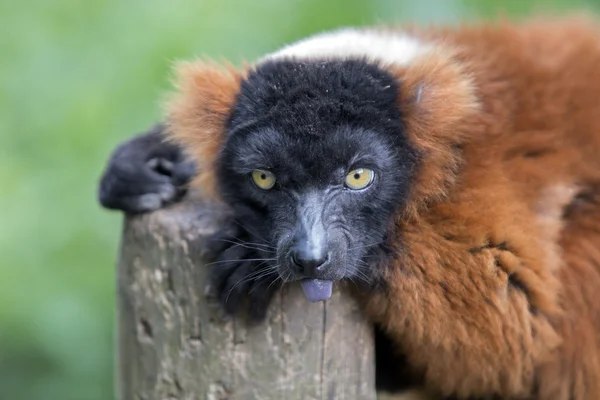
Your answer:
290,248 -> 330,277
289,190 -> 332,277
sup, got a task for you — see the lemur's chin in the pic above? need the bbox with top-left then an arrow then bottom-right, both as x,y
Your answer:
300,279 -> 333,302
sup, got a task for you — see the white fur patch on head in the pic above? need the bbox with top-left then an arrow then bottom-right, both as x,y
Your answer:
261,28 -> 433,67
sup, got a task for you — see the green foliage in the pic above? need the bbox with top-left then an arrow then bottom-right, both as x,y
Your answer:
1,1 -> 598,398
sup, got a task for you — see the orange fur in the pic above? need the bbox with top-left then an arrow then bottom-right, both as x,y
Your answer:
164,61 -> 243,199
365,18 -> 600,398
167,17 -> 600,399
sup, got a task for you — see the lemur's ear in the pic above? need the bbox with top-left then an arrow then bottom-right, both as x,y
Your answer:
393,47 -> 480,216
164,60 -> 244,199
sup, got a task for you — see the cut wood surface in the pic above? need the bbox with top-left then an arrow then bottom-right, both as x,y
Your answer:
116,198 -> 377,400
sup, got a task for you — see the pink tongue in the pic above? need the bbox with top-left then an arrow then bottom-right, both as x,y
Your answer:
300,279 -> 333,302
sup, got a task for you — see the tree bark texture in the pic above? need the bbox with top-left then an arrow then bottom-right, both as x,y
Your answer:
116,198 -> 377,400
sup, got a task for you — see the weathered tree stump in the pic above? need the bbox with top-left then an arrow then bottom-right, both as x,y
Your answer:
116,197 -> 377,400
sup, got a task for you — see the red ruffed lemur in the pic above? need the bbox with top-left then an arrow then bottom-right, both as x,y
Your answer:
99,17 -> 600,399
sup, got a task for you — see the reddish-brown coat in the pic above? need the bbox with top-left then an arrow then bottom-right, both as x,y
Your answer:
166,18 -> 600,399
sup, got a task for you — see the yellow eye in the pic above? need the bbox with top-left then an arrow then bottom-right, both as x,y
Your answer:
251,169 -> 276,190
345,168 -> 374,190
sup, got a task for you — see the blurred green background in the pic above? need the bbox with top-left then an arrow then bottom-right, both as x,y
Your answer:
2,0 -> 600,399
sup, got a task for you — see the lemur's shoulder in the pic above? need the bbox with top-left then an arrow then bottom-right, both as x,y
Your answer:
364,17 -> 600,398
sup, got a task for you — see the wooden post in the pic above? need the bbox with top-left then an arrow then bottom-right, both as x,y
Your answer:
116,197 -> 377,400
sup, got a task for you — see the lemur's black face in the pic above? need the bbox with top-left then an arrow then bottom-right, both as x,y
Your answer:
216,59 -> 418,303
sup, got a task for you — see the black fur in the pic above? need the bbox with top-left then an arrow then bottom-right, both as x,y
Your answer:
229,59 -> 411,139
98,124 -> 196,213
212,59 -> 419,316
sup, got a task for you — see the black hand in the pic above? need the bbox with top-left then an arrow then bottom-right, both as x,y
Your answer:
205,226 -> 280,323
98,124 -> 196,214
